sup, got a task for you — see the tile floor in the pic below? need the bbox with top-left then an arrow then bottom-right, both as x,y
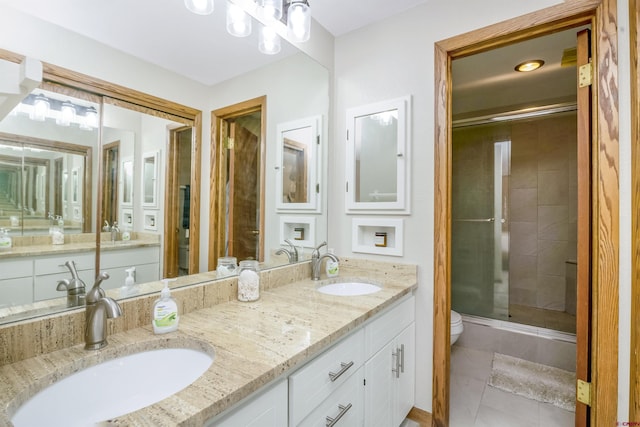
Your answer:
450,345 -> 575,427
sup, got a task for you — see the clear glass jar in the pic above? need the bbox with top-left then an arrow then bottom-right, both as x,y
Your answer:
237,260 -> 260,302
216,256 -> 238,277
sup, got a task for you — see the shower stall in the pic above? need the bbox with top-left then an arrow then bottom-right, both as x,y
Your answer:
451,107 -> 578,334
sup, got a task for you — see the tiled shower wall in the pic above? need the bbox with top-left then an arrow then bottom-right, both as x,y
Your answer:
509,112 -> 577,311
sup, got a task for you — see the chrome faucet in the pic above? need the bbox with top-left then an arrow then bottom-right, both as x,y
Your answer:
276,239 -> 299,263
110,221 -> 119,243
56,260 -> 86,307
85,272 -> 122,350
311,241 -> 338,281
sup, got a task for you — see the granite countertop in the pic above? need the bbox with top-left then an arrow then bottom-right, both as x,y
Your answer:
0,240 -> 160,259
0,269 -> 417,426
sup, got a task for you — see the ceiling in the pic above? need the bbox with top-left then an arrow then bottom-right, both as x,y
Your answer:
1,0 -> 584,114
0,0 -> 430,86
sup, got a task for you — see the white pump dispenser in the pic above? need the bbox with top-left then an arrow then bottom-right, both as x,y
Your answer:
152,279 -> 179,334
120,267 -> 137,298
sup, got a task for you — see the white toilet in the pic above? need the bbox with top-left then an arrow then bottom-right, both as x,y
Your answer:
451,310 -> 464,345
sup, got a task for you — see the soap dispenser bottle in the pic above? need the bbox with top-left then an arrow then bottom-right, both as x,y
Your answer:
325,248 -> 339,278
152,279 -> 179,334
120,267 -> 137,298
0,228 -> 12,250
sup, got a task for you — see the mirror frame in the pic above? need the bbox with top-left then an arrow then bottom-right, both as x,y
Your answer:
345,95 -> 411,214
275,115 -> 321,212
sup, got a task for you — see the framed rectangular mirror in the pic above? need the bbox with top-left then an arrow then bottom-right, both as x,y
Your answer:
121,157 -> 133,206
345,96 -> 411,213
142,151 -> 158,208
275,115 -> 320,212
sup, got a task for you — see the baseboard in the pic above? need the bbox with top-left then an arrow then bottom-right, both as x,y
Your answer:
407,407 -> 432,426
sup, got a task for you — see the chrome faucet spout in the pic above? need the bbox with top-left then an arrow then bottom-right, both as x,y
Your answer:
311,252 -> 338,281
85,272 -> 122,350
276,239 -> 299,263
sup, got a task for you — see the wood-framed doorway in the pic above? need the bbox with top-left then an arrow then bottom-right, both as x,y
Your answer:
209,96 -> 266,270
432,1 -> 619,426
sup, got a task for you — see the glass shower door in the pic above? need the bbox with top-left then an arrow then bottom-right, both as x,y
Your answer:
451,124 -> 510,321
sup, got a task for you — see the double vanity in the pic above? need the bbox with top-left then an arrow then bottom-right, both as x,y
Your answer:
0,258 -> 417,426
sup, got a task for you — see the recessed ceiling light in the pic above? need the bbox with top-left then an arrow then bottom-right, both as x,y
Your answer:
515,60 -> 545,72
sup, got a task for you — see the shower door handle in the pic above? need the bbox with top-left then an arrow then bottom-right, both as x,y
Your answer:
453,218 -> 495,222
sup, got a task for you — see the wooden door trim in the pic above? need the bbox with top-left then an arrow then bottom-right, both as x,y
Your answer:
209,96 -> 266,270
432,1 -> 619,426
630,0 -> 640,420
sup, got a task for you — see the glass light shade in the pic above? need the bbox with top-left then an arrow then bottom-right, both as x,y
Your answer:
261,0 -> 282,22
287,1 -> 310,43
259,25 -> 281,55
226,1 -> 252,37
184,0 -> 214,15
31,95 -> 49,121
57,101 -> 76,126
80,107 -> 99,130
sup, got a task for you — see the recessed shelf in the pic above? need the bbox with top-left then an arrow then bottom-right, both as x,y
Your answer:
352,218 -> 403,256
279,216 -> 316,248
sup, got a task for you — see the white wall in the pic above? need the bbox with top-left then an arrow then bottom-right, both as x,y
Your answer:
327,0 -> 640,413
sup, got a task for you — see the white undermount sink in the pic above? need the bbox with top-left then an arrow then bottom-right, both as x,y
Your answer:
11,347 -> 214,426
316,281 -> 382,296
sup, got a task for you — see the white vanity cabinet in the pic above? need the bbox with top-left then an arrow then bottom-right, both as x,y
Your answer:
100,246 -> 160,290
363,296 -> 415,427
0,258 -> 33,307
289,329 -> 365,426
208,379 -> 288,427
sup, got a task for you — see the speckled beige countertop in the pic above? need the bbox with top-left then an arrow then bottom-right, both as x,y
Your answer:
0,263 -> 416,426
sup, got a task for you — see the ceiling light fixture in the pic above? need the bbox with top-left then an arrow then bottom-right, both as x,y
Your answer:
226,0 -> 252,37
261,0 -> 283,22
287,0 -> 310,43
31,94 -> 50,122
514,59 -> 545,72
184,0 -> 214,15
57,101 -> 76,126
259,25 -> 281,54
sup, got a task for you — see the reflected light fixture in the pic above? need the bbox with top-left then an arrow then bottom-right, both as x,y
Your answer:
514,59 -> 545,72
184,0 -> 214,15
261,0 -> 283,22
259,25 -> 281,54
80,107 -> 99,130
227,0 -> 252,37
57,101 -> 76,126
287,0 -> 310,43
31,94 -> 50,121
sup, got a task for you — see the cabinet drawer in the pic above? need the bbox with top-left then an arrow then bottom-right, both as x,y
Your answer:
0,277 -> 33,308
289,328 -> 364,426
364,295 -> 414,359
100,246 -> 160,269
0,258 -> 32,280
34,253 -> 95,276
298,366 -> 364,427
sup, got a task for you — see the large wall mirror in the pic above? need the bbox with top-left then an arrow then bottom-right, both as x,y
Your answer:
0,16 -> 329,325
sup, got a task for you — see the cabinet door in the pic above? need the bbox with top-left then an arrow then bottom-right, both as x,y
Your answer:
363,340 -> 394,427
0,277 -> 33,307
208,379 -> 287,427
394,322 -> 415,426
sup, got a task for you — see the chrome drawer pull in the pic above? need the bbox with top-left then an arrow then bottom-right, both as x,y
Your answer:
328,361 -> 354,382
325,403 -> 352,427
399,344 -> 405,373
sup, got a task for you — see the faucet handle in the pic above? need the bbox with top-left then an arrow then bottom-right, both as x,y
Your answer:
312,241 -> 327,258
86,272 -> 110,303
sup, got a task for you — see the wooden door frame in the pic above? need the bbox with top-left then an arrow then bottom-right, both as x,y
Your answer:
630,0 -> 640,420
432,1 -> 619,426
209,96 -> 266,270
163,125 -> 195,278
101,140 -> 119,226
